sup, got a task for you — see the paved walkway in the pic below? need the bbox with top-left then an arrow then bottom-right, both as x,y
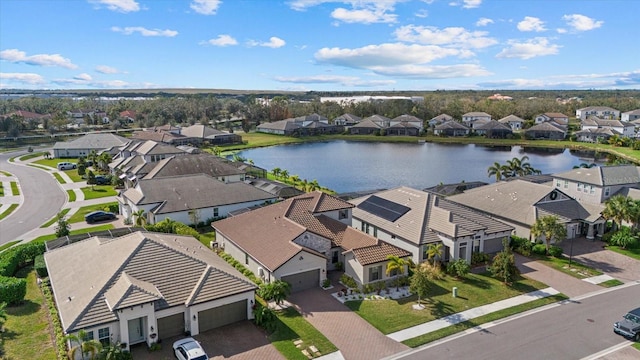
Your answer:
288,287 -> 409,360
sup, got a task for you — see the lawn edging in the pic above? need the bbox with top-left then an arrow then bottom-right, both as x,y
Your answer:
0,203 -> 19,220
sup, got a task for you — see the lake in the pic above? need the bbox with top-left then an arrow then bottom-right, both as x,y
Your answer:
238,141 -> 608,193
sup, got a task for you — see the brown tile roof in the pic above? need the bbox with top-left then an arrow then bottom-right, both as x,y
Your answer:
350,242 -> 412,266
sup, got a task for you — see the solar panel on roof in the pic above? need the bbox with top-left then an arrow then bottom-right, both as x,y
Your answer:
357,195 -> 410,222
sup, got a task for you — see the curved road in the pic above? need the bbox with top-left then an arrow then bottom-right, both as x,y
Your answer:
0,149 -> 66,245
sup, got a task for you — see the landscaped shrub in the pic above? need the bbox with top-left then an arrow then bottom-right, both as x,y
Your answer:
0,275 -> 27,305
339,274 -> 358,289
0,242 -> 46,277
41,279 -> 67,360
548,245 -> 563,258
532,243 -> 547,255
215,251 -> 262,285
105,203 -> 119,213
446,259 -> 471,278
510,236 -> 534,256
471,252 -> 490,265
34,254 -> 48,277
609,227 -> 638,249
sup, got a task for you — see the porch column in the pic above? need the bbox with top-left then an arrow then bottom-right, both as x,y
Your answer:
586,223 -> 595,240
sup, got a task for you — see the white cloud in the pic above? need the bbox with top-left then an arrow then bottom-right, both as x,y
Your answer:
370,64 -> 491,78
415,9 -> 428,18
95,65 -> 122,74
247,37 -> 286,48
190,0 -> 222,15
477,70 -> 640,89
562,14 -> 603,32
273,74 -> 396,87
74,73 -> 93,81
204,35 -> 238,46
517,16 -> 546,32
450,0 -> 482,9
111,26 -> 178,37
289,1 -> 404,24
476,17 -> 493,27
89,0 -> 140,13
331,7 -> 397,24
496,37 -> 560,60
0,49 -> 78,69
0,72 -> 46,84
394,25 -> 497,49
556,28 -> 567,34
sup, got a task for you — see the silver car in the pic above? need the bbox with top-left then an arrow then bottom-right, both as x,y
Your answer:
173,337 -> 208,360
613,307 -> 640,341
57,162 -> 77,170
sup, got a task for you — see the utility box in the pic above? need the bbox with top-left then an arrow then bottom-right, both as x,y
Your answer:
452,287 -> 458,298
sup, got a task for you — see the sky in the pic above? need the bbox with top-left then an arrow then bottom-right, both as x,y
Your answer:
1,0 -> 639,91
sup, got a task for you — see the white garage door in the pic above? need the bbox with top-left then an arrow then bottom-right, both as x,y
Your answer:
281,269 -> 320,293
198,300 -> 247,333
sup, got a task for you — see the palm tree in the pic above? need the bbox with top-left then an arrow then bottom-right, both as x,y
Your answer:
426,243 -> 443,266
87,150 -> 98,168
385,255 -> 407,290
530,215 -> 567,253
280,169 -> 289,181
271,167 -> 281,179
132,209 -> 146,227
301,179 -> 309,192
290,175 -> 300,186
603,195 -> 634,231
65,329 -> 103,360
487,162 -> 507,181
308,179 -> 320,192
98,152 -> 112,171
212,146 -> 222,157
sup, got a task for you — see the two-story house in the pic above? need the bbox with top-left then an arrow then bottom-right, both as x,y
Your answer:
552,165 -> 640,205
579,117 -> 635,138
428,114 -> 454,128
576,106 -> 620,120
621,109 -> 640,122
498,114 -> 525,131
461,112 -> 492,129
434,121 -> 470,137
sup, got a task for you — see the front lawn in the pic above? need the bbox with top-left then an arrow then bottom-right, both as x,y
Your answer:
2,268 -> 57,360
30,224 -> 115,244
345,272 -> 548,335
269,306 -> 338,359
81,185 -> 117,200
18,152 -> 46,161
67,202 -> 118,224
606,245 -> 640,261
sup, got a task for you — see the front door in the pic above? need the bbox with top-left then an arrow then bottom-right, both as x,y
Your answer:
128,317 -> 145,345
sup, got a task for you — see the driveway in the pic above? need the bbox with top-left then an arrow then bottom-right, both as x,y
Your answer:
131,321 -> 282,360
288,287 -> 408,360
560,238 -> 640,283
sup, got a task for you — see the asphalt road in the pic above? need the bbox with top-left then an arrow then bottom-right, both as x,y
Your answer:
392,283 -> 640,360
0,149 -> 65,244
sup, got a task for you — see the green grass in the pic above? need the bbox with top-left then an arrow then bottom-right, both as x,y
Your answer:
268,305 -> 338,359
10,181 -> 19,195
2,268 -> 57,360
67,189 -> 76,202
30,224 -> 115,244
0,203 -> 19,220
533,254 -> 603,279
0,240 -> 21,252
402,294 -> 569,347
599,279 -> 624,288
34,158 -> 75,168
40,208 -> 71,228
18,152 -> 45,161
64,170 -> 85,183
67,202 -> 118,224
606,245 -> 640,261
53,172 -> 66,184
0,182 -> 3,196
633,342 -> 640,351
0,170 -> 12,176
9,156 -> 17,162
80,185 -> 117,200
197,230 -> 216,247
344,272 -> 549,335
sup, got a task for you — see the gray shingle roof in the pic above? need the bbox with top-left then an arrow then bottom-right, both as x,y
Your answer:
53,133 -> 129,150
143,154 -> 244,179
553,165 -> 640,186
498,114 -> 525,123
435,121 -> 469,130
257,120 -> 301,131
526,122 -> 566,132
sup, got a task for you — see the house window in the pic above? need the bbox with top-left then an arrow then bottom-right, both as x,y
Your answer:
369,266 -> 382,282
245,253 -> 249,265
564,180 -> 568,188
605,187 -> 610,196
389,268 -> 399,277
473,240 -> 481,254
213,208 -> 219,217
590,186 -> 595,194
84,330 -> 94,341
577,183 -> 583,191
373,227 -> 377,237
98,327 -> 110,346
332,251 -> 339,264
556,180 -> 561,188
338,209 -> 348,220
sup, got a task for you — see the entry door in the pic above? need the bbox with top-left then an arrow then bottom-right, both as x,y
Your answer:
128,317 -> 145,345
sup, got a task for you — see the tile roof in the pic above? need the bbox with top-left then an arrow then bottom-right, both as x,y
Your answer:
131,131 -> 184,143
544,112 -> 568,118
257,120 -> 301,131
463,112 -> 491,117
430,114 -> 453,121
334,113 -> 361,122
392,115 -> 423,122
553,165 -> 640,186
143,154 -> 244,179
133,140 -> 187,156
475,120 -> 511,131
581,118 -> 631,128
351,118 -> 383,128
53,133 -> 129,150
350,242 -> 412,266
179,124 -> 228,138
498,114 -> 525,123
44,232 -> 256,332
435,121 -> 469,130
526,122 -> 566,132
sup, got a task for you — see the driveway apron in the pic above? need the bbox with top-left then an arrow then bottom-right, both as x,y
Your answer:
559,238 -> 640,283
288,288 -> 409,360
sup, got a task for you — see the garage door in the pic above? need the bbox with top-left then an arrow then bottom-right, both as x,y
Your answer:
281,269 -> 319,293
198,300 -> 247,333
157,313 -> 184,340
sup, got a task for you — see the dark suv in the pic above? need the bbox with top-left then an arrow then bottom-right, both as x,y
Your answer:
613,307 -> 640,341
94,175 -> 111,185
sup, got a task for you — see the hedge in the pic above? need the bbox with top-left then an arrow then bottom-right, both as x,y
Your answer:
41,279 -> 67,360
0,275 -> 27,305
34,254 -> 48,278
0,242 -> 46,277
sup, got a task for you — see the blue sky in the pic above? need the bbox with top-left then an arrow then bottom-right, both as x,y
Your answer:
1,0 -> 638,91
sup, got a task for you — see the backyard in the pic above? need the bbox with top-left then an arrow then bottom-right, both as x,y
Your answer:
67,202 -> 118,224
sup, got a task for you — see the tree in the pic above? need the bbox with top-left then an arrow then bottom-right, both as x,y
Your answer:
0,302 -> 7,330
530,215 -> 567,253
77,163 -> 86,178
212,146 -> 222,157
87,170 -> 96,190
487,162 -> 507,181
258,280 -> 291,305
489,238 -> 520,285
65,329 -> 103,360
98,152 -> 112,171
55,211 -> 70,238
426,243 -> 443,266
88,150 -> 98,168
98,342 -> 132,360
603,195 -> 634,232
44,151 -> 51,159
280,169 -> 289,181
308,179 -> 320,192
132,209 -> 146,227
409,267 -> 431,306
271,167 -> 281,179
385,255 -> 407,290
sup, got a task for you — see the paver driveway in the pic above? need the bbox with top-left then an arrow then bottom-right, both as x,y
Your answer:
560,238 -> 640,283
288,287 -> 409,360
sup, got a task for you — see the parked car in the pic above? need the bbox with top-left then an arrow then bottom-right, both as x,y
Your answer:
613,307 -> 640,341
173,337 -> 208,360
94,175 -> 111,185
84,211 -> 116,224
57,162 -> 77,170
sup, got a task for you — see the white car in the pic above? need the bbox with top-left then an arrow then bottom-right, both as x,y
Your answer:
57,162 -> 77,170
172,337 -> 208,360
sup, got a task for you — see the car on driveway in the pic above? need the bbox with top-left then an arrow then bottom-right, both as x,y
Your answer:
84,211 -> 116,224
173,337 -> 208,360
613,307 -> 640,341
94,175 -> 111,185
57,162 -> 77,170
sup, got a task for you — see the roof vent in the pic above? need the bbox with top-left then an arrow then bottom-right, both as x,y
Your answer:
68,296 -> 72,302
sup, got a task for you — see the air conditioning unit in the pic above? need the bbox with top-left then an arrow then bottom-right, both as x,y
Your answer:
210,241 -> 219,249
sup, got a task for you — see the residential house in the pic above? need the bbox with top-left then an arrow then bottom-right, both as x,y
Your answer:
243,178 -> 304,199
621,109 -> 640,122
551,165 -> 640,205
423,181 -> 488,197
433,121 -> 470,137
580,117 -> 635,138
333,113 -> 361,127
576,106 -> 620,120
119,110 -> 137,122
142,154 -> 246,183
535,113 -> 569,127
179,124 -> 243,145
448,180 -> 605,240
53,133 -> 130,158
474,120 -> 513,138
118,173 -> 276,225
389,115 -> 424,135
256,119 -> 301,135
461,112 -> 491,128
109,141 -> 190,187
2,110 -> 51,125
574,128 -> 620,143
498,115 -> 525,131
524,122 -> 566,140
428,114 -> 454,128
44,232 -> 256,351
350,187 -> 514,265
487,94 -> 513,101
213,191 -> 412,290
349,115 -> 390,135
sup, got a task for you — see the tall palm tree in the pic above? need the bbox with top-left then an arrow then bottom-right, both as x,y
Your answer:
132,209 -> 146,227
271,167 -> 281,179
98,152 -> 112,171
487,162 -> 507,181
65,329 -> 102,360
385,255 -> 407,290
87,150 -> 98,168
309,179 -> 320,192
426,243 -> 443,266
280,169 -> 289,181
602,195 -> 634,231
530,215 -> 567,253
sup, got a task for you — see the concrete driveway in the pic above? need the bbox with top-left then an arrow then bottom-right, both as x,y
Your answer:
560,238 -> 640,283
288,287 -> 408,360
131,321 -> 282,360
